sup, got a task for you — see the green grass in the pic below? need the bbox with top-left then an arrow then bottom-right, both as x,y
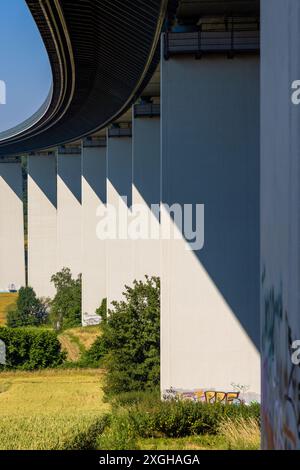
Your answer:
138,435 -> 228,450
59,326 -> 101,362
0,369 -> 109,450
0,293 -> 18,326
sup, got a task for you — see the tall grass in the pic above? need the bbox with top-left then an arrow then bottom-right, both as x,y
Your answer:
0,413 -> 109,450
0,369 -> 110,450
0,293 -> 17,326
219,417 -> 260,450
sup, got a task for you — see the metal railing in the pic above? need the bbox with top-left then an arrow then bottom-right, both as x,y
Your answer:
164,19 -> 260,59
134,103 -> 160,118
108,126 -> 132,138
83,137 -> 107,148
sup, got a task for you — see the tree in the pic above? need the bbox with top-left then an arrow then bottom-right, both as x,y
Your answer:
6,287 -> 47,328
101,276 -> 160,395
50,268 -> 82,330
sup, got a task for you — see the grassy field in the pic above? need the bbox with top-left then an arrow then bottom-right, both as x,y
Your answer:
59,326 -> 101,361
0,368 -> 260,450
0,293 -> 17,326
0,369 -> 109,450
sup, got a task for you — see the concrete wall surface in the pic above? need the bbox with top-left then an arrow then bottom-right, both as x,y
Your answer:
0,162 -> 25,291
261,0 -> 300,450
28,154 -> 57,298
106,136 -> 133,306
161,47 -> 260,402
132,115 -> 160,282
57,152 -> 82,278
82,144 -> 107,324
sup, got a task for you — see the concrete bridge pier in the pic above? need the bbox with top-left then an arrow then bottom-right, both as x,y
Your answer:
160,35 -> 260,401
27,153 -> 57,298
132,102 -> 161,282
0,158 -> 25,292
57,147 -> 82,279
106,125 -> 133,307
82,137 -> 107,325
261,0 -> 300,450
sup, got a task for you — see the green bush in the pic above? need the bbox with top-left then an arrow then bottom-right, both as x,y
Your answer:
0,327 -> 66,370
79,335 -> 108,368
101,276 -> 160,395
134,400 -> 260,438
65,414 -> 111,450
50,268 -> 82,330
95,298 -> 107,322
97,390 -> 260,449
7,287 -> 49,328
97,410 -> 138,451
111,389 -> 160,408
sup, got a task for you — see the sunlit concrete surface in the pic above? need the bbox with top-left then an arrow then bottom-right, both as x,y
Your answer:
82,141 -> 107,324
106,134 -> 133,307
57,149 -> 82,278
0,161 -> 25,291
132,113 -> 160,282
28,154 -> 57,298
160,46 -> 260,401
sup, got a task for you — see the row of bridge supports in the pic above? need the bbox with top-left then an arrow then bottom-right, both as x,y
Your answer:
0,40 -> 260,403
1,1 -> 300,450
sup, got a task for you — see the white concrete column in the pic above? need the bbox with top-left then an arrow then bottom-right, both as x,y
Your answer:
0,158 -> 25,291
161,40 -> 260,402
132,104 -> 160,282
57,147 -> 82,278
82,138 -> 107,325
28,153 -> 57,298
106,127 -> 133,306
261,0 -> 300,450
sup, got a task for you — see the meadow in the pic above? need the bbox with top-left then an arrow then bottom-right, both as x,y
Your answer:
0,287 -> 260,451
0,293 -> 17,326
0,369 -> 109,450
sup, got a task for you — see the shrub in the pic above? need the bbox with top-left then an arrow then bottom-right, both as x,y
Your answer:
95,298 -> 107,322
50,268 -> 82,330
97,410 -> 138,450
0,327 -> 66,370
80,335 -> 108,368
101,276 -> 160,395
137,401 -> 260,438
6,287 -> 48,328
111,389 -> 160,408
96,390 -> 260,449
107,390 -> 260,439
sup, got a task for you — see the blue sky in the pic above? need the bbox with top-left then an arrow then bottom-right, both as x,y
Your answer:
0,0 -> 51,132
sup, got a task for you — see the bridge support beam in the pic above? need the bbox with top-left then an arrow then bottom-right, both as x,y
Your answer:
132,104 -> 161,282
57,148 -> 82,279
0,158 -> 25,292
261,0 -> 300,450
160,41 -> 260,402
82,138 -> 107,325
28,153 -> 57,298
106,128 -> 133,307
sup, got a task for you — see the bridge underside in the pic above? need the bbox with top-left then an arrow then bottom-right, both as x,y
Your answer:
1,0 -> 299,451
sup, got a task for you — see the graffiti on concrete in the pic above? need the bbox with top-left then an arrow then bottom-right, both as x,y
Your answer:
205,391 -> 241,404
262,268 -> 300,450
163,387 -> 241,404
